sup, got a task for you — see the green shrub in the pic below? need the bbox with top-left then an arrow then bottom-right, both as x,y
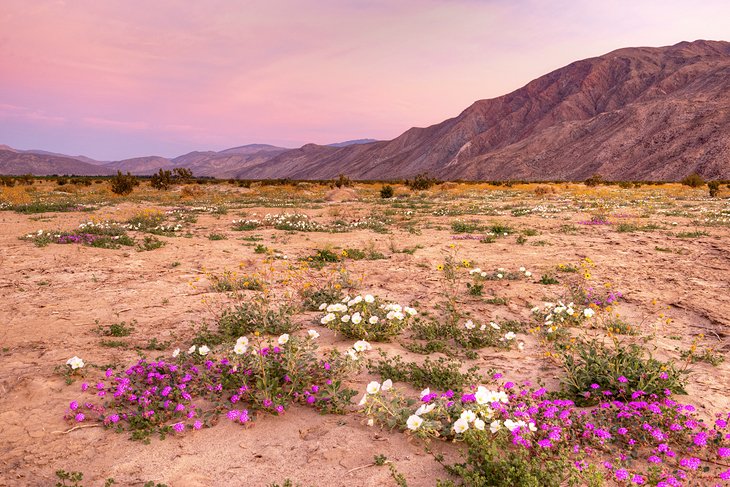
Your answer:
680,173 -> 705,188
110,171 -> 139,195
380,185 -> 394,198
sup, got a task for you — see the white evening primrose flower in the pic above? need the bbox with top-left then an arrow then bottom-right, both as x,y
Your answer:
504,419 -> 518,432
479,324 -> 486,331
504,332 -> 516,340
407,415 -> 424,431
460,410 -> 477,423
277,334 -> 290,345
420,388 -> 430,399
404,307 -> 417,316
415,403 -> 436,416
525,271 -> 532,277
490,420 -> 502,433
364,294 -> 375,303
318,303 -> 327,310
172,348 -> 180,358
198,345 -> 210,356
584,308 -> 595,318
66,356 -> 85,370
453,417 -> 469,434
353,340 -> 371,352
188,345 -> 197,354
465,320 -> 476,330
307,329 -> 320,339
519,267 -> 526,272
341,314 -> 351,323
236,336 -> 249,347
528,422 -> 538,432
480,271 -> 487,277
369,316 -> 379,324
497,273 -> 503,279
367,418 -> 374,427
366,381 -> 381,395
358,394 -> 368,406
233,342 -> 248,355
351,312 -> 362,325
566,307 -> 575,316
474,418 -> 485,431
381,379 -> 393,391
490,322 -> 500,330
346,349 -> 359,361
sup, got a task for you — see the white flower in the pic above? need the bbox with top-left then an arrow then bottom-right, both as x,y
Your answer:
420,388 -> 430,399
503,419 -> 518,432
480,272 -> 487,277
518,341 -> 525,351
464,320 -> 475,330
566,307 -> 575,316
490,420 -> 502,433
198,345 -> 210,356
367,418 -> 374,427
172,348 -> 180,358
490,321 -> 500,330
346,349 -> 359,361
404,307 -> 417,316
233,342 -> 248,355
519,267 -> 526,272
358,394 -> 368,406
188,345 -> 197,354
307,329 -> 320,339
320,313 -> 336,324
369,316 -> 379,324
453,417 -> 469,434
366,381 -> 381,395
364,294 -> 375,303
584,308 -> 595,318
497,273 -> 503,279
351,312 -> 362,325
474,418 -> 485,431
318,303 -> 327,310
341,314 -> 351,323
479,324 -> 486,331
278,334 -> 290,345
415,403 -> 436,416
381,379 -> 393,391
460,410 -> 477,423
525,271 -> 532,277
528,422 -> 537,432
504,332 -> 516,341
353,340 -> 371,352
66,356 -> 85,370
407,415 -> 423,431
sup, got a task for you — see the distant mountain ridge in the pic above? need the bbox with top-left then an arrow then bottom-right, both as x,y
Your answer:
2,40 -> 729,180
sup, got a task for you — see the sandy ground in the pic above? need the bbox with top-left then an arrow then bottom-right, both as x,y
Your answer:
1,186 -> 729,486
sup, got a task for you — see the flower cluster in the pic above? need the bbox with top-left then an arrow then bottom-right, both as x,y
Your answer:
532,301 -> 592,335
318,294 -> 416,341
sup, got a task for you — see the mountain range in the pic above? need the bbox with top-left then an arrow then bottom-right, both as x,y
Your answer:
2,40 -> 729,181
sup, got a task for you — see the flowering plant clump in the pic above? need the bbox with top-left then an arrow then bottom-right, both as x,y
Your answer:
361,379 -> 730,487
63,334 -> 364,441
469,266 -> 532,281
318,294 -> 417,341
21,227 -> 136,249
264,213 -> 324,232
531,301 -> 592,337
231,218 -> 262,231
455,320 -> 523,350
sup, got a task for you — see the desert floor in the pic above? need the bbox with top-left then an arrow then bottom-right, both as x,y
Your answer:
1,181 -> 729,486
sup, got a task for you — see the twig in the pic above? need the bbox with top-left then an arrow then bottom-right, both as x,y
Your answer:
345,461 -> 391,475
52,424 -> 101,434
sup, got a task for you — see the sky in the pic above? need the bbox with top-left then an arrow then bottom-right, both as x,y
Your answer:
1,0 -> 729,160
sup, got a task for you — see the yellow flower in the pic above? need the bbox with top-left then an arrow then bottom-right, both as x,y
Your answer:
436,264 -> 444,271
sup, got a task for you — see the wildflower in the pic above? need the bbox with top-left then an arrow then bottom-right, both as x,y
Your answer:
420,388 -> 431,399
584,308 -> 595,318
172,348 -> 180,358
504,332 -> 516,340
490,420 -> 501,433
407,415 -> 423,431
525,271 -> 532,277
353,340 -> 371,352
367,418 -> 374,427
75,413 -> 85,422
465,320 -> 476,330
188,345 -> 197,354
351,313 -> 362,325
615,469 -> 629,481
381,379 -> 393,391
66,356 -> 85,370
490,322 -> 500,330
198,345 -> 210,356
277,334 -> 290,345
366,381 -> 381,395
474,418 -> 485,431
368,316 -> 379,324
318,303 -> 327,310
307,329 -> 320,339
453,417 -> 469,434
364,294 -> 375,303
173,422 -> 185,432
460,410 -> 477,423
345,349 -> 358,361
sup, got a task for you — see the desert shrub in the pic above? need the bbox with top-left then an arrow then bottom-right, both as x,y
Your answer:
150,169 -> 173,190
680,173 -> 705,188
584,174 -> 604,187
216,297 -> 297,339
367,351 -> 482,390
209,270 -> 263,292
380,185 -> 394,198
407,173 -> 439,191
332,174 -> 352,188
533,185 -> 555,196
0,176 -> 16,187
708,180 -> 720,197
110,171 -> 139,195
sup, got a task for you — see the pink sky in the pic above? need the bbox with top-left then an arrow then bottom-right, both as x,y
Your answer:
1,0 -> 729,160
